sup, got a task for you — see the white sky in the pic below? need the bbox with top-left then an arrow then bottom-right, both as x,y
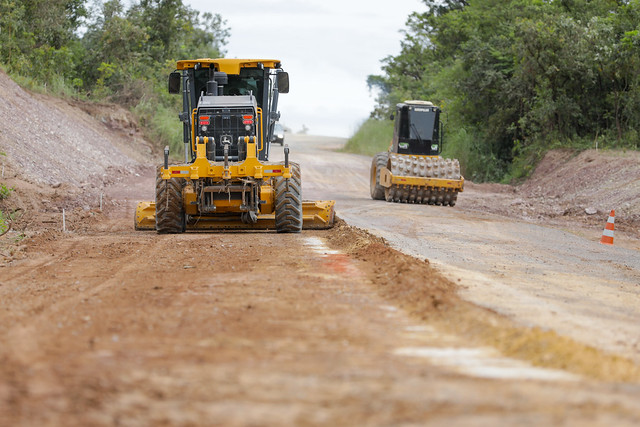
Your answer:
186,0 -> 424,137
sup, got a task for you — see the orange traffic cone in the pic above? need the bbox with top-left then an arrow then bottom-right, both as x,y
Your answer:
599,210 -> 615,245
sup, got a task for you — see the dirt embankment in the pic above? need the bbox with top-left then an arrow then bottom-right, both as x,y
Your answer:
463,150 -> 640,237
0,70 -> 156,241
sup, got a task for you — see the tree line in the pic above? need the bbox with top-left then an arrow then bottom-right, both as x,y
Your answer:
0,0 -> 228,151
367,0 -> 640,181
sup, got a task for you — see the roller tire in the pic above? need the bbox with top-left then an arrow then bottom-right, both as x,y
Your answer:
370,152 -> 389,200
275,162 -> 303,233
387,153 -> 462,206
155,167 -> 185,234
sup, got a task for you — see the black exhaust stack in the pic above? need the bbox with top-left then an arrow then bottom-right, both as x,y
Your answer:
207,71 -> 229,96
206,80 -> 218,96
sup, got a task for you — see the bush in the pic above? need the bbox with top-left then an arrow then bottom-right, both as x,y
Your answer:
0,152 -> 12,200
0,153 -> 12,234
0,183 -> 12,200
0,209 -> 9,232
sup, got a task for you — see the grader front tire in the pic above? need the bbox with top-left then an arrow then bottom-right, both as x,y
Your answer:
275,163 -> 303,233
155,172 -> 185,234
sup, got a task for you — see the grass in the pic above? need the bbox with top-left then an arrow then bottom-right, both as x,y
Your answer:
133,98 -> 184,160
0,183 -> 12,200
341,118 -> 393,156
9,72 -> 86,100
0,151 -> 12,201
0,210 -> 11,235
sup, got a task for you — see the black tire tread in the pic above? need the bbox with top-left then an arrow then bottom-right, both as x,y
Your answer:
370,152 -> 389,200
275,162 -> 303,233
155,167 -> 185,233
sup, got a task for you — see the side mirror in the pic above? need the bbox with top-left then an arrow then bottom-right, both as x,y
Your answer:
168,72 -> 181,94
277,72 -> 289,93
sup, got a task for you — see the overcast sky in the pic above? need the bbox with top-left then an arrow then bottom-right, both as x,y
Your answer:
186,0 -> 424,138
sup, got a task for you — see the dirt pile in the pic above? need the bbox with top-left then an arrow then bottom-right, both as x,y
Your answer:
521,149 -> 640,216
326,219 -> 640,382
327,218 -> 457,312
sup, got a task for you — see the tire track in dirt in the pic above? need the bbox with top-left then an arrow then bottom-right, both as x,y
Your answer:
2,219 -> 639,425
1,234 -> 162,364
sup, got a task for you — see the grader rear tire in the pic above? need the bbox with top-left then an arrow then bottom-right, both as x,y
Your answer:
370,152 -> 389,200
155,169 -> 185,234
275,162 -> 302,233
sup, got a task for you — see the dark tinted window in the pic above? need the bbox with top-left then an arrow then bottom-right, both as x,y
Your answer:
193,68 -> 265,107
409,109 -> 437,142
397,106 -> 440,155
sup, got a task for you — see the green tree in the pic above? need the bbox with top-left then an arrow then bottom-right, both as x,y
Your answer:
75,0 -> 228,104
0,0 -> 27,66
127,0 -> 228,62
0,0 -> 87,86
366,0 -> 640,182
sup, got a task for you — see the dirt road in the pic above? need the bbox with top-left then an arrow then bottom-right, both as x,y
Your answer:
2,128 -> 640,424
279,135 -> 640,365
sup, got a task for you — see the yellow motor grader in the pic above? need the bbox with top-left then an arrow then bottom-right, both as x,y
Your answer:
370,101 -> 464,206
135,58 -> 335,232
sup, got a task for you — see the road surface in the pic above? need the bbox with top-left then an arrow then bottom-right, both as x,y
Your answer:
0,133 -> 639,425
277,134 -> 640,365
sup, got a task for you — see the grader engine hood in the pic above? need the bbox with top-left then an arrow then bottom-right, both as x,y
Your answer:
196,95 -> 259,162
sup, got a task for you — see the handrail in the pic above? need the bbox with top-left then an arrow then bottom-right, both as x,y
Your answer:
191,108 -> 198,154
257,107 -> 264,153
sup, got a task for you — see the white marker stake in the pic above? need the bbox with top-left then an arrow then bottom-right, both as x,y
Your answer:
62,209 -> 66,232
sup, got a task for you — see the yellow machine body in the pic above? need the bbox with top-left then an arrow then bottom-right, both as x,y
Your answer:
135,57 -> 336,232
135,139 -> 335,230
135,137 -> 335,231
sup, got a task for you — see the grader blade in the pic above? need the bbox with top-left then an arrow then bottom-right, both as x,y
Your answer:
134,201 -> 157,231
134,200 -> 335,231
